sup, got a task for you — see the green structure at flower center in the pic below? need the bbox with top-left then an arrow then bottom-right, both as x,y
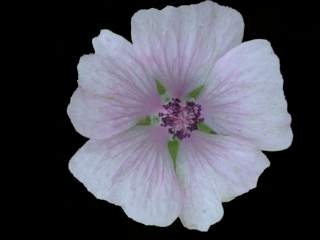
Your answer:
136,80 -> 216,171
152,80 -> 216,139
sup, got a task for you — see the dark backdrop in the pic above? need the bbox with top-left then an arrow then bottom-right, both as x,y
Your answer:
54,0 -> 318,238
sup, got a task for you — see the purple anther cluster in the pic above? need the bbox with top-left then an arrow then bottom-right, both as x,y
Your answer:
159,98 -> 204,140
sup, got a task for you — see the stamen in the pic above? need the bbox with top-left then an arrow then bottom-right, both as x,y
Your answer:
159,98 -> 204,140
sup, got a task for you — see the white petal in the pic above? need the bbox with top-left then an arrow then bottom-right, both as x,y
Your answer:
67,87 -> 136,139
177,132 -> 270,231
78,30 -> 160,110
69,127 -> 182,226
131,1 -> 244,98
70,30 -> 164,139
92,29 -> 131,59
200,40 -> 293,151
177,134 -> 223,231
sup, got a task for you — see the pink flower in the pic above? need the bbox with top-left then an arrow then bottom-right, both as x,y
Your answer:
67,1 -> 293,231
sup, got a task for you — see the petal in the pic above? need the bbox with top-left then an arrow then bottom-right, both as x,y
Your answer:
75,31 -> 161,135
131,1 -> 244,98
70,30 -> 164,139
67,87 -> 139,139
177,134 -> 223,231
79,30 -> 156,99
69,127 -> 182,226
177,132 -> 270,231
92,29 -> 131,59
200,40 -> 293,151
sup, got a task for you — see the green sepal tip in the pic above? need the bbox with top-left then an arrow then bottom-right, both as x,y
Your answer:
185,84 -> 205,100
156,80 -> 167,96
197,122 -> 216,134
167,139 -> 179,171
136,116 -> 159,126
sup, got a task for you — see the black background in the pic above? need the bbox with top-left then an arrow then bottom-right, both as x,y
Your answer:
54,0 -> 318,238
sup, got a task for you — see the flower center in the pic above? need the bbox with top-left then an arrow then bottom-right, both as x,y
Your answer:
159,98 -> 204,140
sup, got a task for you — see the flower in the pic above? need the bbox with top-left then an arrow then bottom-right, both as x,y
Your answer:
67,1 -> 293,231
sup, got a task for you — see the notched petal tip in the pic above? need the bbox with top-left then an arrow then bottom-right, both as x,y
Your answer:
179,201 -> 224,232
265,125 -> 293,152
221,152 -> 271,203
92,29 -> 132,56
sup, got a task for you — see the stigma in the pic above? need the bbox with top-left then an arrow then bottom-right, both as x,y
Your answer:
159,98 -> 204,140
